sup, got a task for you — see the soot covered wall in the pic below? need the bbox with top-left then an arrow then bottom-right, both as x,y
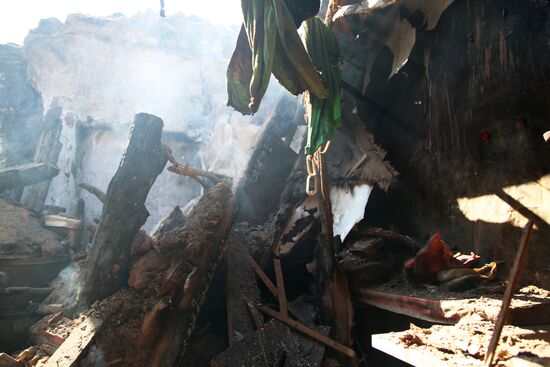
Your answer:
341,0 -> 550,288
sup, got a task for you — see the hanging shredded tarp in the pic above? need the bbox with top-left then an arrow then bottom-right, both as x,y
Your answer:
301,17 -> 342,155
227,0 -> 327,115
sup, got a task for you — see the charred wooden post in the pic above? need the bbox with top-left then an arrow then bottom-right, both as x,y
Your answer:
77,113 -> 167,307
20,106 -> 63,212
316,153 -> 354,365
148,182 -> 235,366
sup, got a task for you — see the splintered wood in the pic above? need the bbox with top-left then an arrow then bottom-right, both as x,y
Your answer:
44,317 -> 103,367
88,182 -> 235,367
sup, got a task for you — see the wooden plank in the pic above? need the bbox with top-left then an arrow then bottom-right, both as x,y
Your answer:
354,287 -> 550,326
0,163 -> 59,192
273,258 -> 288,317
43,214 -> 83,229
239,246 -> 278,297
484,220 -> 534,367
44,317 -> 103,367
257,305 -> 356,358
353,289 -> 460,324
315,146 -> 354,365
239,245 -> 317,325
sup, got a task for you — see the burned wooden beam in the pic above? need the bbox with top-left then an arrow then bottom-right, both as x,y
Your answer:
235,94 -> 302,224
257,305 -> 356,359
147,182 -> 235,366
0,162 -> 59,192
76,113 -> 167,307
20,106 -> 63,212
273,258 -> 288,317
354,289 -> 461,324
315,151 -> 355,365
238,244 -> 279,297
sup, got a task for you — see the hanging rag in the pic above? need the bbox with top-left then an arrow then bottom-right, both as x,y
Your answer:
227,0 -> 328,115
301,16 -> 342,155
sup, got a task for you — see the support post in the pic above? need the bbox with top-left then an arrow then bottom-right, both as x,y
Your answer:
76,113 -> 167,307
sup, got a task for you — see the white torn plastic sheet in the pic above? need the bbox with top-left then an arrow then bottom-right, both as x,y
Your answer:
330,184 -> 373,241
386,18 -> 416,79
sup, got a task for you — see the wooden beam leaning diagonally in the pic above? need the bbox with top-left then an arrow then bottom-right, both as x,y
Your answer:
257,305 -> 356,359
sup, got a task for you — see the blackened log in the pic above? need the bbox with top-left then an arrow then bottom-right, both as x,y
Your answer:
0,162 -> 59,192
148,182 -> 235,366
235,94 -> 302,224
20,107 -> 63,212
77,113 -> 167,307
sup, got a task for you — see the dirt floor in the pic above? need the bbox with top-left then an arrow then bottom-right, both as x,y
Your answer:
376,319 -> 550,366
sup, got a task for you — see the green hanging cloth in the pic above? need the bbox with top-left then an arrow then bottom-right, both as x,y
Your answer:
301,17 -> 342,155
227,0 -> 327,115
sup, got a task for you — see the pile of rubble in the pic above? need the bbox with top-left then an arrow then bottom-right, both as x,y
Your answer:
3,98 -> 546,367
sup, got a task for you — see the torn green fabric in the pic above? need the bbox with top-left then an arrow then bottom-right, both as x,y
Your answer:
301,17 -> 342,155
227,0 -> 327,115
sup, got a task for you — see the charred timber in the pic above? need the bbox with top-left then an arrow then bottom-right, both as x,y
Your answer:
0,162 -> 59,192
148,182 -> 235,366
77,113 -> 167,307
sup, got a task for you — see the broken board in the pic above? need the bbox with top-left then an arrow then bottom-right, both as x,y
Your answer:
44,317 -> 103,367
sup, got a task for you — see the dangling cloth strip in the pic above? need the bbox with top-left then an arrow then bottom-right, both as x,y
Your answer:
301,16 -> 342,156
227,0 -> 328,115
